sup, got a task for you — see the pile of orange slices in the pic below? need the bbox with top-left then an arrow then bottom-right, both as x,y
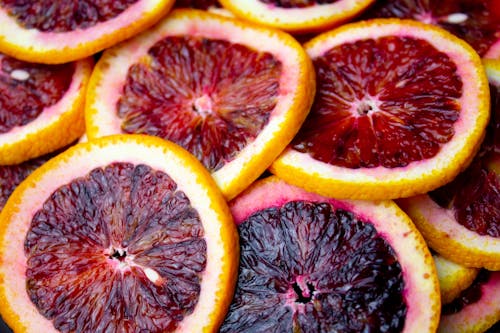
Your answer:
0,1 -> 498,332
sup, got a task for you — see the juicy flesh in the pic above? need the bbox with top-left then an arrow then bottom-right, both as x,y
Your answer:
24,163 -> 207,332
429,84 -> 499,237
0,54 -> 74,134
293,36 -> 462,169
118,36 -> 281,173
0,0 -> 139,32
220,201 -> 406,332
361,0 -> 500,57
442,269 -> 490,314
174,0 -> 220,9
259,0 -> 338,8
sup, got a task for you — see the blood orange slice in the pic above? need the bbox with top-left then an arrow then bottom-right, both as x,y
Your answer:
85,8 -> 315,200
219,0 -> 375,33
223,176 -> 440,332
360,0 -> 500,60
271,19 -> 490,200
0,54 -> 92,165
0,0 -> 175,64
0,135 -> 238,332
397,60 -> 499,270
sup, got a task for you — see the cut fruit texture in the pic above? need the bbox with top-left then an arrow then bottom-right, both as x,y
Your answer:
0,0 -> 176,64
86,8 -> 315,200
271,18 -> 490,201
225,176 -> 440,333
0,55 -> 93,165
0,135 -> 238,332
433,254 -> 479,304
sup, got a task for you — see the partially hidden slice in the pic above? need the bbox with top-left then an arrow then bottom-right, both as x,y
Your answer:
0,54 -> 92,165
271,19 -> 490,200
0,134 -> 238,332
0,0 -> 175,64
222,176 -> 440,332
397,59 -> 499,270
86,8 -> 315,200
360,0 -> 500,60
219,0 -> 375,33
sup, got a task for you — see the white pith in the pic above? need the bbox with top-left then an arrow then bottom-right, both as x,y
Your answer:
88,10 -> 307,198
230,177 -> 439,333
277,20 -> 488,193
0,136 -> 233,332
0,57 -> 92,146
0,0 -> 167,51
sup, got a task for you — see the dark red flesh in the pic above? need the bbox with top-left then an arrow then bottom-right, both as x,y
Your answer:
293,36 -> 462,169
24,163 -> 206,332
442,269 -> 490,314
174,0 -> 220,9
117,36 -> 281,173
220,201 -> 406,332
429,84 -> 499,237
360,0 -> 500,57
0,54 -> 74,134
0,0 -> 138,32
259,0 -> 338,8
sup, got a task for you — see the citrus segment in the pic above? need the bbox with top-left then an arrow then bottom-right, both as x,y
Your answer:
0,55 -> 92,165
0,134 -> 238,332
86,8 -> 315,200
360,0 -> 500,59
224,176 -> 440,332
219,0 -> 375,33
0,0 -> 175,64
271,19 -> 490,200
433,254 -> 479,304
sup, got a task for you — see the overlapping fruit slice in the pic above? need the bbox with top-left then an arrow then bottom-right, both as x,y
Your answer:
398,59 -> 499,270
271,19 -> 490,200
219,0 -> 375,33
0,53 -> 92,165
223,176 -> 439,332
0,0 -> 175,64
0,135 -> 238,332
438,270 -> 500,333
360,0 -> 500,60
86,8 -> 315,200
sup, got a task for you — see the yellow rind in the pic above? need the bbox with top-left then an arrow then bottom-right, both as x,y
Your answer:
433,254 -> 479,304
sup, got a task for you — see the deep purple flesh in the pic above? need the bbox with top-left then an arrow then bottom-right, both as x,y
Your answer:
0,0 -> 139,32
174,0 -> 220,9
360,0 -> 500,57
442,269 -> 491,315
117,36 -> 280,173
24,162 -> 206,332
220,200 -> 406,332
0,54 -> 74,134
293,36 -> 462,169
259,0 -> 338,9
429,84 -> 499,237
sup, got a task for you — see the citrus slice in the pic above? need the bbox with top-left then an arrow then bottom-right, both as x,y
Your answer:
433,253 -> 479,304
0,54 -> 92,165
219,0 -> 375,33
222,176 -> 440,332
360,0 -> 500,60
0,134 -> 238,332
439,270 -> 500,333
85,8 -> 315,200
271,19 -> 490,200
0,0 -> 175,64
397,60 -> 499,270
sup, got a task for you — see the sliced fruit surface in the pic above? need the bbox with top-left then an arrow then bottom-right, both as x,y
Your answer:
271,19 -> 490,200
438,270 -> 500,333
433,253 -> 479,304
360,0 -> 500,59
219,0 -> 375,33
86,8 -> 315,200
223,176 -> 439,332
174,0 -> 220,9
397,60 -> 499,270
0,0 -> 175,64
0,54 -> 92,165
0,134 -> 238,332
